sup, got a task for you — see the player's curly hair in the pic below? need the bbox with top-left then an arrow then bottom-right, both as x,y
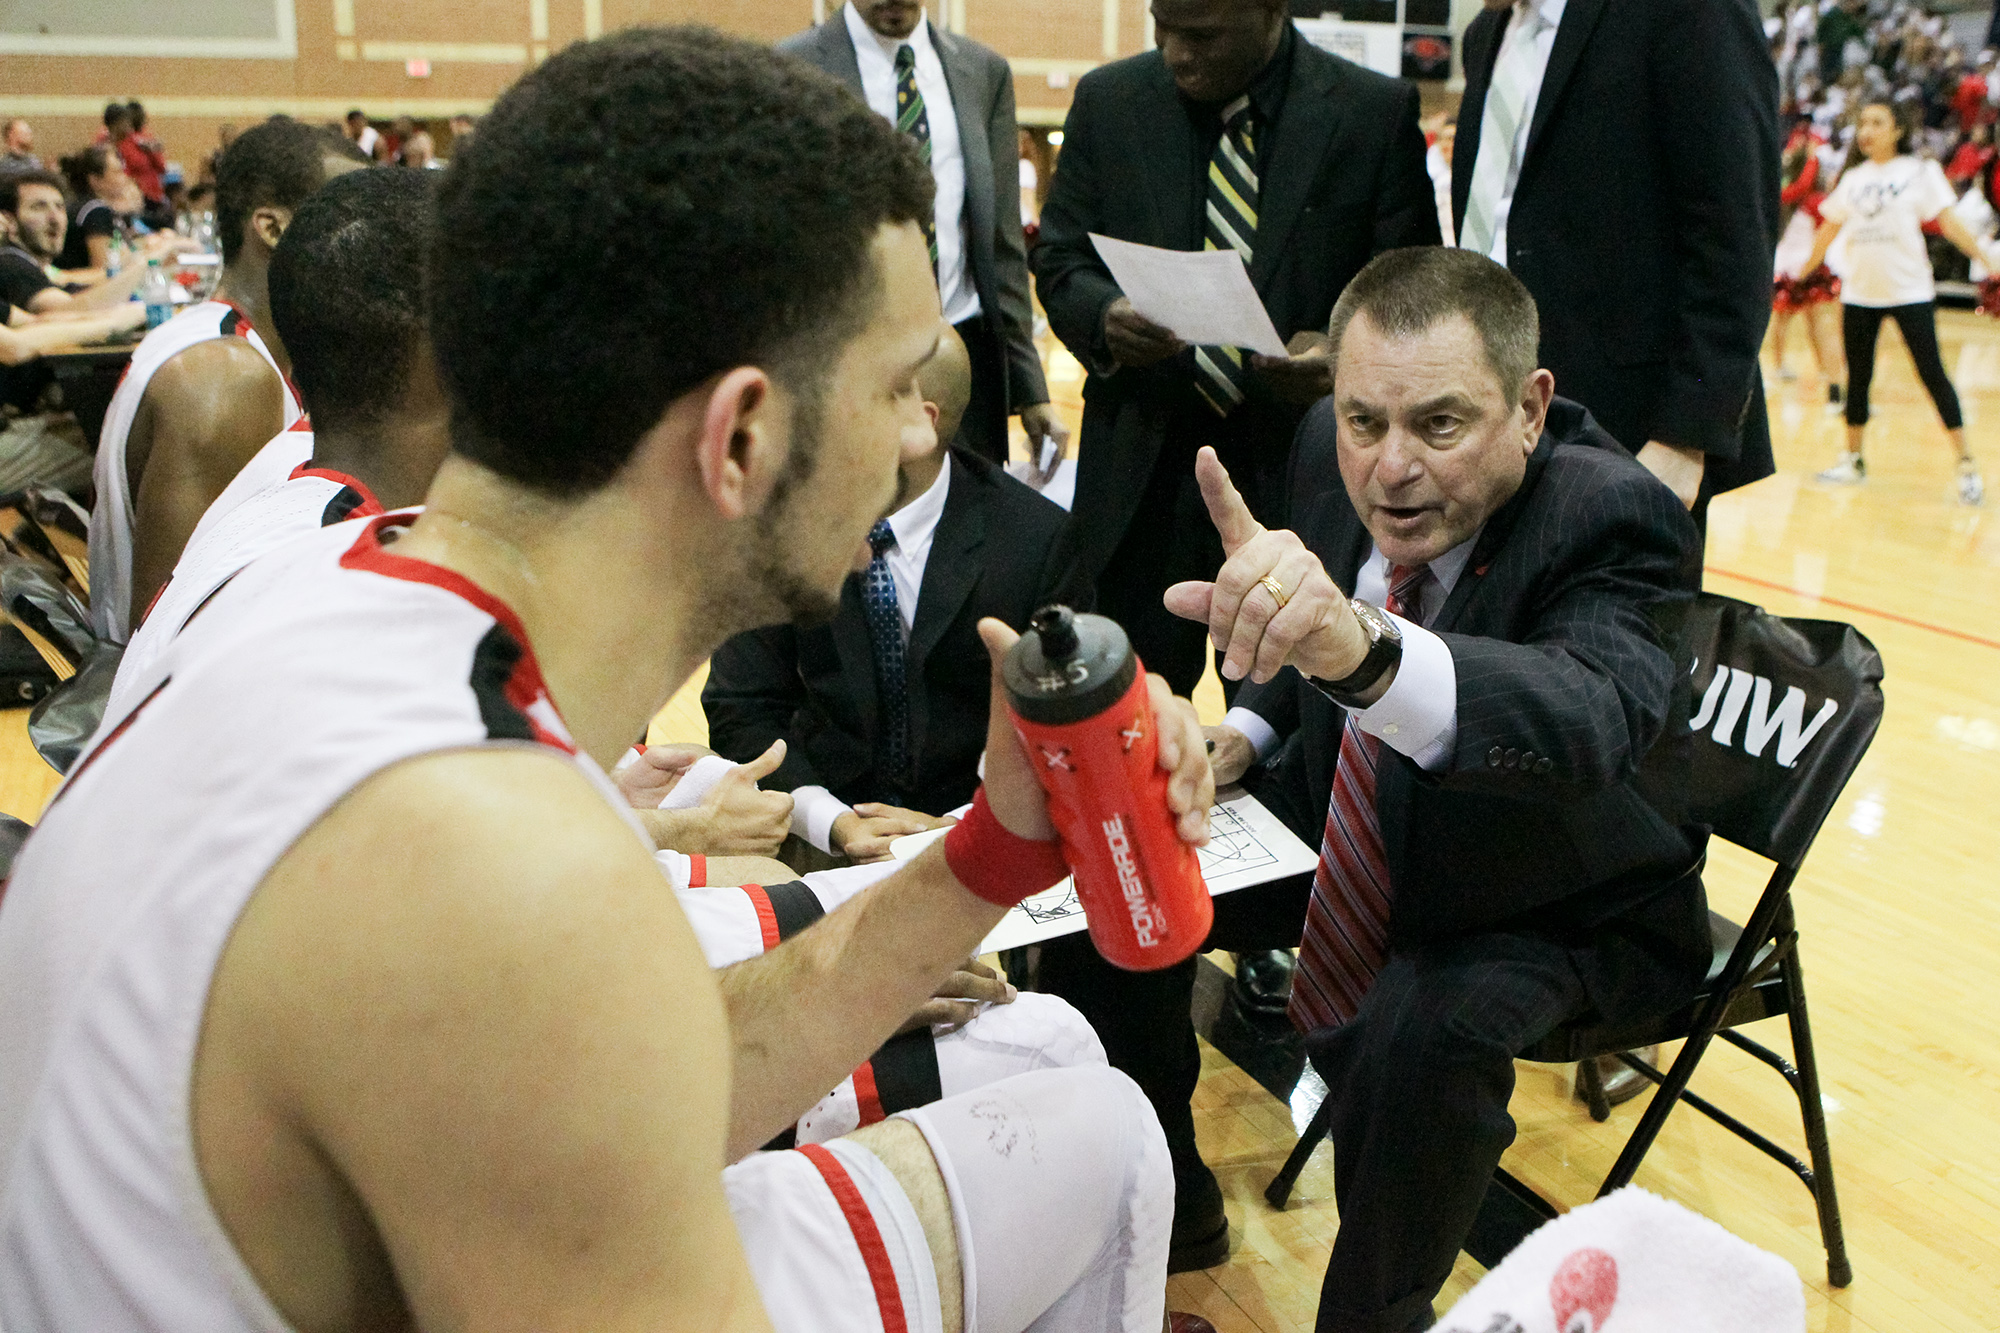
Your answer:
214,116 -> 367,264
269,167 -> 436,434
428,25 -> 936,498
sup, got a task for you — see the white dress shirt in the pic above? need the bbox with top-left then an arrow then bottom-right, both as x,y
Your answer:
792,460 -> 954,851
1224,531 -> 1479,776
844,2 -> 981,326
1466,0 -> 1568,265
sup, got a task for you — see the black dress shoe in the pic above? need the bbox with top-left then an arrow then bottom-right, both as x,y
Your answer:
1169,1161 -> 1231,1273
1574,1046 -> 1660,1109
1231,949 -> 1295,1015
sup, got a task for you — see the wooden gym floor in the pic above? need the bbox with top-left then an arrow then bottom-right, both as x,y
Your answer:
1,310 -> 1995,1329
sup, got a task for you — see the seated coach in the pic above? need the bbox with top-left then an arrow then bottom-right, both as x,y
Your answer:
703,323 -> 1089,862
1136,247 -> 1709,1327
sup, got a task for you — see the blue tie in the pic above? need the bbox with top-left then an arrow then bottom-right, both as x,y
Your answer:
863,519 -> 910,786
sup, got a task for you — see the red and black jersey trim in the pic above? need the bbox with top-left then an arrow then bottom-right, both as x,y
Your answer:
339,514 -> 574,754
740,879 -> 827,950
288,460 -> 385,527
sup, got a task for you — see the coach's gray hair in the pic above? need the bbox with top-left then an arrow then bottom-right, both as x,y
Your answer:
1326,247 -> 1540,399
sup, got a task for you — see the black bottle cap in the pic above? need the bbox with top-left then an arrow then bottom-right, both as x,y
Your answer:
1003,604 -> 1140,725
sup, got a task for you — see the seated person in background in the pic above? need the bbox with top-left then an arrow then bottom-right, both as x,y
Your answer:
704,322 -> 1089,863
87,116 -> 365,646
0,171 -> 162,314
1184,247 -> 1709,1331
0,29 -> 1213,1333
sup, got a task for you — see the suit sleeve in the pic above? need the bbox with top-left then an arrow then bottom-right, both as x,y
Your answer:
981,51 -> 1052,409
699,626 -> 826,793
1029,74 -> 1124,371
1372,79 -> 1445,252
1437,470 -> 1697,794
1644,0 -> 1779,458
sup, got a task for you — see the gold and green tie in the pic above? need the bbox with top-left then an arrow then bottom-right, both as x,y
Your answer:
1195,95 -> 1258,416
894,44 -> 940,267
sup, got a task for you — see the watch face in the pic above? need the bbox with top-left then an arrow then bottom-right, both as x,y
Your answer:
1353,598 -> 1401,645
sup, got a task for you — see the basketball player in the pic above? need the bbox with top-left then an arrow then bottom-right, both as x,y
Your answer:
86,116 -> 366,646
0,33 -> 1213,1332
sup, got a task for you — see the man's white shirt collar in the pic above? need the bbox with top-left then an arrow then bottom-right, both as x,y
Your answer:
844,2 -> 935,64
886,451 -> 951,557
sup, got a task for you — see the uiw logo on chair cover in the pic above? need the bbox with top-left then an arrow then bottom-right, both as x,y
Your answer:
1689,661 -> 1839,768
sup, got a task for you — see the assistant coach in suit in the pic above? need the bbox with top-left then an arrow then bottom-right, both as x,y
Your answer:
1452,0 -> 1779,512
1031,0 -> 1439,698
703,329 -> 1087,865
1189,249 -> 1711,1329
780,2 -> 1065,466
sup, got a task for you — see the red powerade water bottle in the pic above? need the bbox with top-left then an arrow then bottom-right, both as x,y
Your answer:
1002,605 -> 1211,971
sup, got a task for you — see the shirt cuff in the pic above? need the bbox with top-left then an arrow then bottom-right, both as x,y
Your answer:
1222,706 -> 1281,762
791,784 -> 852,856
1353,614 -> 1457,773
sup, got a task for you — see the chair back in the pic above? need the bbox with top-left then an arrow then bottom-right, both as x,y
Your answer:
1669,593 -> 1883,868
0,552 -> 94,680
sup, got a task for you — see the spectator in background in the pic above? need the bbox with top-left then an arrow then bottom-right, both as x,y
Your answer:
1819,0 -> 1868,83
344,109 -> 381,159
448,112 -> 477,155
386,115 -> 415,163
1426,116 -> 1457,246
0,171 -> 170,313
780,2 -> 1068,467
55,144 -> 143,273
0,120 -> 37,175
401,127 -> 438,169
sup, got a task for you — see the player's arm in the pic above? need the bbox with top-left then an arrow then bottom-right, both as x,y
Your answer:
128,338 -> 287,616
196,746 -> 775,1333
716,620 -> 1214,1159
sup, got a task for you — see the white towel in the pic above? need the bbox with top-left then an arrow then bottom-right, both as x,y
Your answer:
656,753 -> 739,811
1435,1187 -> 1804,1333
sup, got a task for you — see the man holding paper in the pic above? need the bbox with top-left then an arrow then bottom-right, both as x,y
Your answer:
1030,0 -> 1438,703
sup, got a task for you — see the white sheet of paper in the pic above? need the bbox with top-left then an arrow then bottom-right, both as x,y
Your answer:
1088,234 -> 1287,357
887,789 -> 1319,956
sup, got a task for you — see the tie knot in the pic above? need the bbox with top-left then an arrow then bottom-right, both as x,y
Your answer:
1386,563 -> 1431,620
1221,95 -> 1253,133
895,43 -> 916,73
869,519 -> 898,556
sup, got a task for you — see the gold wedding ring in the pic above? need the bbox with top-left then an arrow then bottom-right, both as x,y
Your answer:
1257,574 -> 1291,609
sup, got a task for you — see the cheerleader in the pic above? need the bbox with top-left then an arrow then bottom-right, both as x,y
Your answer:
1771,122 -> 1847,413
1803,99 -> 1988,504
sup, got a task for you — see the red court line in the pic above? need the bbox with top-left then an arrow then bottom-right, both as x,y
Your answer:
1705,566 -> 2000,651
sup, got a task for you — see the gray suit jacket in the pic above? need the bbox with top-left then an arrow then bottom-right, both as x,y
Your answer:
778,15 -> 1048,413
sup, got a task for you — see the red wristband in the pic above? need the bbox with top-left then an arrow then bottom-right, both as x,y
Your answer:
943,788 -> 1071,907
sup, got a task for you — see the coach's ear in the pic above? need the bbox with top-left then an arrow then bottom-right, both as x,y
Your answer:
1519,367 -> 1555,454
691,366 -> 789,522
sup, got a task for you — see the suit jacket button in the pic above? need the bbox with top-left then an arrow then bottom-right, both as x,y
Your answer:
1535,757 -> 1553,775
1503,748 -> 1520,769
1519,750 -> 1536,768
1488,746 -> 1504,768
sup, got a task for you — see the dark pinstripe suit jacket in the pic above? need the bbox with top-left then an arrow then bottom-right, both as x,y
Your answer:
1237,397 -> 1710,989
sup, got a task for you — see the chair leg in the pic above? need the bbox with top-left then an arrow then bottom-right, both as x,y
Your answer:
1576,1054 -> 1613,1122
1598,1030 -> 1717,1195
1265,1088 -> 1336,1210
1779,938 -> 1853,1287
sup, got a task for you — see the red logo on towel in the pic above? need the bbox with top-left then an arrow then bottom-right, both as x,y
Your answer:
1550,1248 -> 1618,1332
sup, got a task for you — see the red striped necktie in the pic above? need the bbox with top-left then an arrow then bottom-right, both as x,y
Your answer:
1288,562 -> 1432,1034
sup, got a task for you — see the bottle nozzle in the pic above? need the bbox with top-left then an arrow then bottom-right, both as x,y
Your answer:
1030,604 -> 1080,661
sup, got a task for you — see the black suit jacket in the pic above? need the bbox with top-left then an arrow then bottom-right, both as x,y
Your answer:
1031,31 -> 1440,579
1236,398 -> 1709,998
702,450 -> 1088,814
1453,0 -> 1780,494
778,17 -> 1048,416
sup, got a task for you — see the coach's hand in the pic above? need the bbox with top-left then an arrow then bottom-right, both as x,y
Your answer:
897,957 -> 1016,1033
1102,296 -> 1186,368
977,618 -> 1212,847
1163,446 -> 1369,685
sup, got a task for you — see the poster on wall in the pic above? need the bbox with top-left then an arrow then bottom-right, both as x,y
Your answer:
0,0 -> 297,58
1402,33 -> 1453,80
1294,17 -> 1403,80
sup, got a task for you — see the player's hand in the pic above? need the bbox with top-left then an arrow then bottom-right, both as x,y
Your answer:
1162,446 -> 1367,685
977,619 -> 1213,847
832,804 -> 941,863
612,741 -> 714,808
687,742 -> 793,856
1248,330 -> 1336,405
1102,296 -> 1186,368
1204,724 -> 1256,786
896,957 -> 1016,1033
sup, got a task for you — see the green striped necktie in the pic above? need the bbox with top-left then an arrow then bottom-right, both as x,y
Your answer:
894,43 -> 939,268
1195,95 -> 1258,417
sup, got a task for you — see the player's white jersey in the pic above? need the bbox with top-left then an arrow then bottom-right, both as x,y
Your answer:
110,430 -> 382,719
87,300 -> 305,645
0,512 -> 612,1333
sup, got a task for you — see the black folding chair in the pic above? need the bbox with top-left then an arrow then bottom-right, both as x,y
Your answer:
1264,593 -> 1883,1288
